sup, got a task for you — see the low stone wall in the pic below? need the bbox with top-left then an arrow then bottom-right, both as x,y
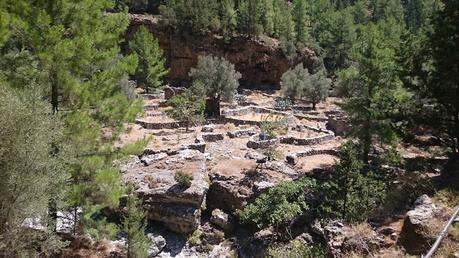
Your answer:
227,127 -> 258,138
294,113 -> 328,122
326,115 -> 349,136
136,119 -> 187,130
164,86 -> 185,100
201,132 -> 224,142
143,142 -> 206,156
222,106 -> 295,127
222,105 -> 289,117
222,117 -> 262,127
280,133 -> 335,146
279,125 -> 335,146
286,148 -> 340,165
247,135 -> 279,149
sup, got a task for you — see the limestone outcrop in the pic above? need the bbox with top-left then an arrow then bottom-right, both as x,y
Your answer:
398,195 -> 443,255
122,149 -> 209,234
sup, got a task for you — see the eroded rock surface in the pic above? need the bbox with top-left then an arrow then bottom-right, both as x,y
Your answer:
206,159 -> 296,212
398,194 -> 443,255
122,149 -> 209,234
128,14 -> 317,87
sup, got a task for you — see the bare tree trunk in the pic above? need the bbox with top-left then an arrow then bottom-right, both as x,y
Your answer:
362,117 -> 371,165
342,171 -> 349,221
454,111 -> 458,157
51,73 -> 59,114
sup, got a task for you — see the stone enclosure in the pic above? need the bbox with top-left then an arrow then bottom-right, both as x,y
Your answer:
117,89 -> 345,251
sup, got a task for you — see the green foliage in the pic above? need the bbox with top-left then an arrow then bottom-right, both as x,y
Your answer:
281,64 -> 310,103
260,115 -> 287,139
426,0 -> 459,154
239,177 -> 317,230
122,189 -> 150,258
259,147 -> 283,161
292,0 -> 310,44
338,24 -> 410,163
267,240 -> 327,258
159,0 -> 220,34
219,0 -> 237,38
316,8 -> 356,73
166,84 -> 206,131
0,0 -> 144,240
0,86 -> 68,256
189,55 -> 241,116
304,72 -> 331,110
129,26 -> 169,93
281,63 -> 330,108
174,170 -> 194,188
320,142 -> 386,222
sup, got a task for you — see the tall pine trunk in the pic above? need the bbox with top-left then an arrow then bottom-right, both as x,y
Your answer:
51,73 -> 59,114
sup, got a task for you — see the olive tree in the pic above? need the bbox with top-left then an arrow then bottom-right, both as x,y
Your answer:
189,55 -> 241,116
281,63 -> 330,109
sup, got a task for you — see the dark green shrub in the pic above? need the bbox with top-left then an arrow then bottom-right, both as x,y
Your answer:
238,177 -> 317,231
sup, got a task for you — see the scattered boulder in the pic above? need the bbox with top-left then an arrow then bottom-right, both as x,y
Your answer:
398,194 -> 443,255
253,227 -> 276,245
116,155 -> 141,173
147,234 -> 167,257
164,86 -> 185,100
244,151 -> 266,161
206,160 -> 296,213
210,209 -> 234,232
201,125 -> 214,132
141,152 -> 168,166
201,222 -> 226,246
311,220 -> 387,257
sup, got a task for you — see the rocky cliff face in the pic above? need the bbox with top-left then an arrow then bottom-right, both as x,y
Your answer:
127,14 -> 318,89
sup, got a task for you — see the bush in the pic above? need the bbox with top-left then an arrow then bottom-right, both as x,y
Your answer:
174,170 -> 193,188
260,115 -> 287,139
267,240 -> 327,258
273,98 -> 292,111
238,177 -> 317,231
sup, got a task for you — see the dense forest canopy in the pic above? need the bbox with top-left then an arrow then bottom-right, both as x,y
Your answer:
1,0 -> 458,257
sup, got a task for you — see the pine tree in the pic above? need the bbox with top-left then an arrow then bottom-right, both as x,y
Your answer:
219,0 -> 237,39
129,26 -> 169,94
427,0 -> 459,156
317,8 -> 356,73
262,0 -> 275,36
292,0 -> 310,44
189,55 -> 241,116
321,142 -> 386,222
0,0 -> 144,238
237,0 -> 264,35
122,190 -> 150,258
338,25 -> 409,164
